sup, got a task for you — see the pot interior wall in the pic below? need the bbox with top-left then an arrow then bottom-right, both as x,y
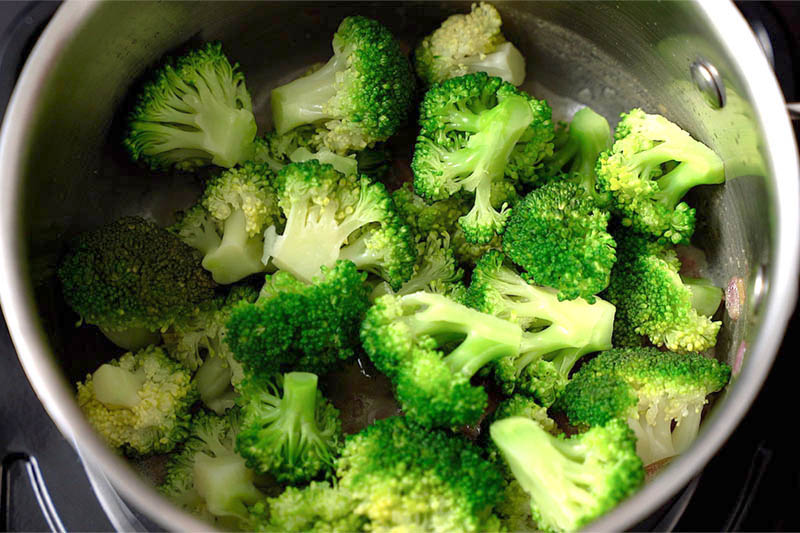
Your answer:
17,0 -> 770,512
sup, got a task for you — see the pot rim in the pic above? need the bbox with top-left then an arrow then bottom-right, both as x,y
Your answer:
0,1 -> 798,531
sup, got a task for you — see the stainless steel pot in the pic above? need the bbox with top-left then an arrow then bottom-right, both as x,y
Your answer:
1,1 -> 798,530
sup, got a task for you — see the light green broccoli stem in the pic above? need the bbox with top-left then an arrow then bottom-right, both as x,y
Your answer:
271,52 -> 346,134
201,209 -> 265,284
97,325 -> 161,352
627,401 -> 704,465
683,277 -> 723,317
290,147 -> 357,176
462,42 -> 526,86
195,356 -> 238,415
92,364 -> 146,408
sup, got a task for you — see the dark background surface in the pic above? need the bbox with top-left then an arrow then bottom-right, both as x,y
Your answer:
1,1 -> 799,531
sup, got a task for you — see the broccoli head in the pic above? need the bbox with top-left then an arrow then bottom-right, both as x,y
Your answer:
491,417 -> 643,532
263,160 -> 416,288
542,107 -> 613,205
502,181 -> 616,302
596,108 -> 725,244
466,252 -> 615,405
251,481 -> 364,532
414,2 -> 526,87
226,260 -> 370,376
160,409 -> 263,530
235,372 -> 342,483
361,291 -> 522,427
271,16 -> 415,153
604,228 -> 722,352
123,42 -> 257,170
170,162 -> 281,284
412,72 -> 554,244
557,347 -> 731,465
59,216 -> 217,350
75,345 -> 196,455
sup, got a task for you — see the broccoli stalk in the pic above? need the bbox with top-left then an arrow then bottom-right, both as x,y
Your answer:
235,372 -> 343,483
271,16 -> 414,152
491,417 -> 644,533
124,42 -> 256,170
683,276 -> 724,317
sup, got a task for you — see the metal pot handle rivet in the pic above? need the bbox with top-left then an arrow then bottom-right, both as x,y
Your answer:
691,58 -> 727,109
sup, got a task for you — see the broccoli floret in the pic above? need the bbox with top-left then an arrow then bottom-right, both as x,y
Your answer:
160,409 -> 263,530
557,348 -> 731,466
263,160 -> 416,289
596,108 -> 725,244
271,16 -> 415,153
542,107 -> 613,205
604,228 -> 722,352
163,286 -> 258,413
491,417 -> 643,533
466,252 -> 615,405
123,42 -> 256,171
253,128 -> 359,176
235,372 -> 342,483
59,216 -> 217,350
493,394 -> 557,435
361,291 -> 523,427
170,162 -> 281,284
414,2 -> 526,87
412,73 -> 553,244
502,181 -> 616,302
227,261 -> 370,376
75,346 -> 196,455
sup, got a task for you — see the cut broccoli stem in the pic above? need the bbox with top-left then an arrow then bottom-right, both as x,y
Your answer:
653,158 -> 723,208
274,372 -> 322,447
670,407 -> 703,453
271,54 -> 345,134
289,147 -> 357,176
461,42 -> 526,86
626,414 -> 677,464
92,364 -> 146,408
195,356 -> 238,415
97,325 -> 161,351
683,277 -> 723,317
201,209 -> 265,284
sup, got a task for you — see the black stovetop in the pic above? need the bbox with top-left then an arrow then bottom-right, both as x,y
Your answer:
1,2 -> 799,531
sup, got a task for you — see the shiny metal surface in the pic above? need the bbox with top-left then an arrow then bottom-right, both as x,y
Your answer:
0,1 -> 798,531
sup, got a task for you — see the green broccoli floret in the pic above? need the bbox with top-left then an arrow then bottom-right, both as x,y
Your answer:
466,252 -> 615,405
235,372 -> 342,483
596,108 -> 725,244
271,16 -> 415,153
263,160 -> 416,289
361,291 -> 522,427
170,162 -> 281,285
163,286 -> 258,413
253,128 -> 359,176
75,345 -> 196,455
412,72 -> 554,244
414,2 -> 526,87
123,42 -> 256,170
160,409 -> 263,530
502,181 -> 616,302
557,348 -> 731,466
58,216 -> 217,350
493,394 -> 557,435
227,261 -> 370,376
491,417 -> 643,533
542,107 -> 613,205
604,228 -> 722,352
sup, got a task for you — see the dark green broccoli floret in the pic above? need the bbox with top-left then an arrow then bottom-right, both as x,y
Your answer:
226,261 -> 370,376
252,127 -> 359,176
604,228 -> 721,352
163,286 -> 259,413
412,72 -> 554,244
58,216 -> 217,350
557,348 -> 731,466
123,42 -> 257,170
491,417 -> 643,533
466,252 -> 615,405
502,181 -> 616,302
361,291 -> 522,428
256,416 -> 504,532
596,108 -> 725,244
160,409 -> 263,530
235,372 -> 342,483
75,345 -> 196,455
170,162 -> 281,285
263,160 -> 416,289
542,107 -> 613,205
414,2 -> 526,87
271,16 -> 415,153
